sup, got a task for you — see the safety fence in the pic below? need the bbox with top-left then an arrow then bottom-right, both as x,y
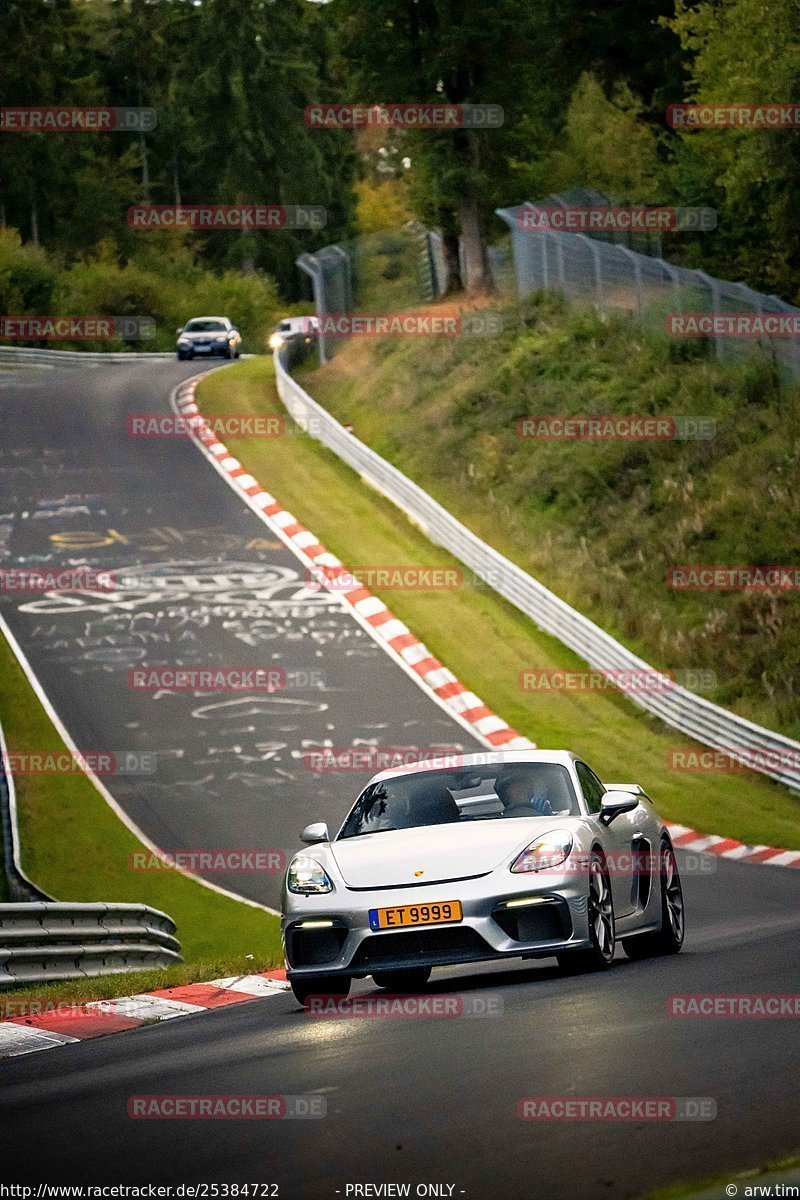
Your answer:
496,194 -> 800,381
0,346 -> 173,366
0,902 -> 181,989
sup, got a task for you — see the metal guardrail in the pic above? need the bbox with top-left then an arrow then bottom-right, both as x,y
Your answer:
0,718 -> 182,985
0,902 -> 181,989
0,346 -> 173,366
274,347 -> 800,793
0,720 -> 50,902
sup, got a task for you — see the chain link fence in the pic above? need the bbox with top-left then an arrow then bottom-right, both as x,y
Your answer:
496,193 -> 800,381
296,224 -> 451,363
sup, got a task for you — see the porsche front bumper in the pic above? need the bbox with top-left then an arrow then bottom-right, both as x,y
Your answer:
281,871 -> 593,980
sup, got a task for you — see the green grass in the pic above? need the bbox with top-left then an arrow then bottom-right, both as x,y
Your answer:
0,956 -> 280,1017
0,631 -> 282,968
196,355 -> 799,850
638,1153 -> 800,1200
301,295 -> 800,741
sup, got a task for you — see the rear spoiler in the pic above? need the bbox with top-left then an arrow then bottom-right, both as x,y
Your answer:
604,783 -> 646,796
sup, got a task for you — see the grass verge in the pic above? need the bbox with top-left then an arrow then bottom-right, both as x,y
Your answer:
303,296 -> 800,740
195,356 -> 799,850
638,1153 -> 800,1200
0,956 -> 281,1016
0,629 -> 282,971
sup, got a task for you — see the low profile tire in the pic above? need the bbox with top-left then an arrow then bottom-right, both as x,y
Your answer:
289,975 -> 350,1006
623,839 -> 685,960
557,850 -> 615,973
372,967 -> 432,992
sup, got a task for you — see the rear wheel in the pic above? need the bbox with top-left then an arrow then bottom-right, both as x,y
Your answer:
623,839 -> 684,959
289,975 -> 350,1006
372,967 -> 432,992
557,851 -> 615,973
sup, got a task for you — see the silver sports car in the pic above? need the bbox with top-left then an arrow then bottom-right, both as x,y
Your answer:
281,750 -> 685,1004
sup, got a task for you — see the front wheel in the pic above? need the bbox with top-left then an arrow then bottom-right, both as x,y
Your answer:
372,967 -> 432,992
289,975 -> 350,1006
557,850 -> 615,973
623,840 -> 684,959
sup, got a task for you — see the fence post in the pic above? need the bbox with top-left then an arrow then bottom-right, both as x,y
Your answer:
616,245 -> 644,320
694,269 -> 724,360
296,252 -> 329,365
576,234 -> 603,305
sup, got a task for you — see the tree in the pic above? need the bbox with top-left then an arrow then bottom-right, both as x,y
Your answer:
666,0 -> 800,299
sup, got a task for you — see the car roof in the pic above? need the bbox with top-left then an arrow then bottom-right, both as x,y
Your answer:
185,315 -> 231,323
367,749 -> 580,786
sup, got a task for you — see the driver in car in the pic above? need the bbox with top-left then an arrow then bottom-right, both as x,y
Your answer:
496,771 -> 568,818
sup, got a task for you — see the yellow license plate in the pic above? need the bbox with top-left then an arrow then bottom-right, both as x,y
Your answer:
369,900 -> 463,931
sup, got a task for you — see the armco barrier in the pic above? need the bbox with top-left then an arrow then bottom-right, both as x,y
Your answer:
0,347 -> 254,367
0,722 -> 182,983
0,346 -> 173,366
0,720 -> 50,902
0,902 -> 181,989
274,347 -> 800,793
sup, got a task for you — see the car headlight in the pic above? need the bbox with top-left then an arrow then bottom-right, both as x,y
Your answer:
287,854 -> 333,894
510,829 -> 573,873
268,332 -> 284,350
177,335 -> 190,343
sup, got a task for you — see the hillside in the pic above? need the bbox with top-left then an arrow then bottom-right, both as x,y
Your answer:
300,296 -> 800,740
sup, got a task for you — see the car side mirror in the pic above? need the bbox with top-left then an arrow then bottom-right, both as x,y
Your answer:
176,327 -> 183,335
300,822 -> 329,845
599,790 -> 639,824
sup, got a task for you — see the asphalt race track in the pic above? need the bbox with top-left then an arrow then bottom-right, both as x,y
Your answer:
0,360 -> 477,907
1,855 -> 798,1197
0,361 -> 798,1198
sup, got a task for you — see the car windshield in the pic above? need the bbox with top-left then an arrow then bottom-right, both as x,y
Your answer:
338,762 -> 579,838
278,321 -> 293,332
184,319 -> 227,332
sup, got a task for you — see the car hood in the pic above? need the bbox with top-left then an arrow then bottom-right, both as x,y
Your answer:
329,819 -> 571,888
